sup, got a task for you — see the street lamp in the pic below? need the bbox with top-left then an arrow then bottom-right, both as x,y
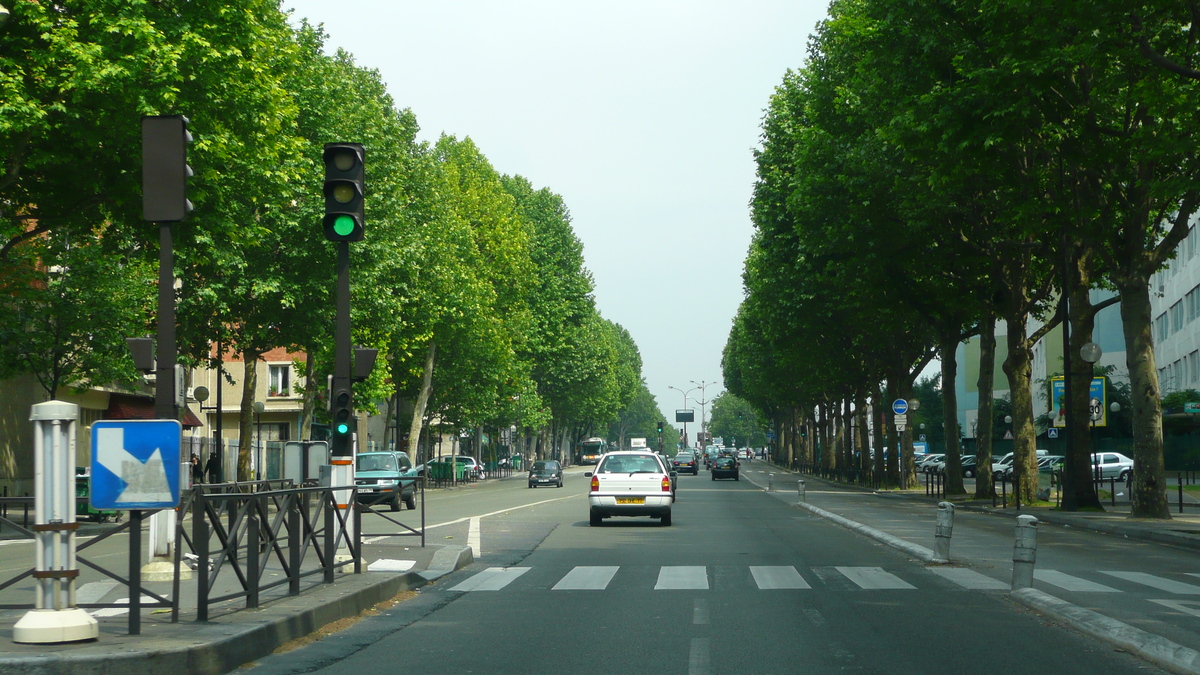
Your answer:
1080,342 -> 1104,484
691,380 -> 719,446
668,385 -> 699,448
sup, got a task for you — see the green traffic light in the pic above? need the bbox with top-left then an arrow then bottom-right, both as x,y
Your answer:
333,215 -> 355,237
336,422 -> 350,434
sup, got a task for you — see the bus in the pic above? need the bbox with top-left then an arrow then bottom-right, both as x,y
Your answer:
577,438 -> 607,465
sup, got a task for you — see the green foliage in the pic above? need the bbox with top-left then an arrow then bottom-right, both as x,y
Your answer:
708,393 -> 768,448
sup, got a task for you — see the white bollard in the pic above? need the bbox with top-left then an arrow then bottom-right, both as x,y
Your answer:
933,501 -> 954,563
1012,514 -> 1039,590
797,479 -> 806,503
767,474 -> 774,492
13,401 -> 98,643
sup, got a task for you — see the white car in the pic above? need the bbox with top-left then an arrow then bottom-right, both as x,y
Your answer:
586,451 -> 675,526
917,454 -> 944,473
1092,452 -> 1134,481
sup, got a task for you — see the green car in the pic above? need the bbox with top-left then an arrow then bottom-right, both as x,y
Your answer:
355,451 -> 418,511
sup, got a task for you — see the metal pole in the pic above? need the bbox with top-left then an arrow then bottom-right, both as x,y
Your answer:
129,509 -> 143,635
156,223 -> 177,420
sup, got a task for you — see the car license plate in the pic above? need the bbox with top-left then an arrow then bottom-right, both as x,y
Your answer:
616,497 -> 645,505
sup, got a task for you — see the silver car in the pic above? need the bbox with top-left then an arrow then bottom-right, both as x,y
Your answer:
1091,452 -> 1134,481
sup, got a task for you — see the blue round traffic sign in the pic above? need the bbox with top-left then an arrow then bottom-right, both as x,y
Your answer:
892,399 -> 908,415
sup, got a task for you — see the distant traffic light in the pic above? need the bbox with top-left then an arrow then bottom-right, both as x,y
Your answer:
657,420 -> 664,434
322,143 -> 365,242
330,388 -> 353,454
142,115 -> 193,222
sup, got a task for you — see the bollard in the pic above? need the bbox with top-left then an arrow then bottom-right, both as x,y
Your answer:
13,401 -> 98,643
767,474 -> 774,492
797,479 -> 806,503
933,501 -> 954,563
1012,514 -> 1039,590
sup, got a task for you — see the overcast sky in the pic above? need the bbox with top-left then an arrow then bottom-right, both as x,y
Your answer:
282,1 -> 832,435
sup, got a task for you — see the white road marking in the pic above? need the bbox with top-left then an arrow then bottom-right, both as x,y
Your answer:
449,566 -> 530,592
1034,570 -> 1120,592
835,566 -> 915,590
76,581 -> 119,604
467,516 -> 481,558
362,494 -> 580,544
1102,571 -> 1200,595
655,566 -> 709,590
689,638 -> 711,675
750,566 -> 810,589
693,598 -> 709,624
927,567 -> 1009,590
552,566 -> 619,590
1149,599 -> 1200,617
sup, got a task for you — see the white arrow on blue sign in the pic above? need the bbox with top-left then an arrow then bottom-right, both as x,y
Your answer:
90,419 -> 182,510
892,399 -> 909,415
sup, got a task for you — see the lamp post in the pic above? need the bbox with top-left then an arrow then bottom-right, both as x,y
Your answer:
668,385 -> 699,449
253,400 -> 265,481
691,380 -> 718,448
1080,342 -> 1103,485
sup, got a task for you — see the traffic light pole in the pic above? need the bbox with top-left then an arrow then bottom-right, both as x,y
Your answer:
155,222 -> 177,420
330,241 -> 355,560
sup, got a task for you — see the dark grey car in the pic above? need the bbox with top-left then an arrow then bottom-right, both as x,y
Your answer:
528,460 -> 563,488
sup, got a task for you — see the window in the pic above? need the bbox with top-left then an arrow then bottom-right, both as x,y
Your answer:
1188,287 -> 1199,323
1191,351 -> 1200,386
268,365 -> 290,397
1155,313 -> 1169,342
1172,301 -> 1185,334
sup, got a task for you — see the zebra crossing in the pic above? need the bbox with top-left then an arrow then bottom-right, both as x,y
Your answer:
446,564 -> 1200,596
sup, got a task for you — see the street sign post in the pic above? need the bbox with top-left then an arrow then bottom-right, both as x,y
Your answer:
90,420 -> 182,510
892,399 -> 909,415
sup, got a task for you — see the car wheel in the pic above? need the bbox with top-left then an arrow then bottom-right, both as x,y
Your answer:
390,495 -> 401,512
711,473 -> 716,481
661,510 -> 672,526
558,480 -> 563,488
1120,469 -> 1131,482
965,469 -> 975,478
735,473 -> 740,481
589,510 -> 602,526
405,493 -> 417,510
528,482 -> 534,488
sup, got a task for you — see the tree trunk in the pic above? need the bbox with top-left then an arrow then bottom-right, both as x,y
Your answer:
975,312 -> 997,499
300,358 -> 315,440
940,328 -> 966,496
873,387 -> 885,485
406,341 -> 436,457
1119,280 -> 1171,518
885,376 -> 900,486
857,392 -> 870,477
1064,275 -> 1103,510
238,350 -> 261,482
1002,312 -> 1038,504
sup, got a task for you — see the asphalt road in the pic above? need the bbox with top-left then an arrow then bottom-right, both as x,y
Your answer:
237,465 -> 1155,675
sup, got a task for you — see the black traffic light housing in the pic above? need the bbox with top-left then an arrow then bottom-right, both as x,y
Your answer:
657,420 -> 664,434
323,143 -> 365,242
142,115 -> 193,222
330,388 -> 354,454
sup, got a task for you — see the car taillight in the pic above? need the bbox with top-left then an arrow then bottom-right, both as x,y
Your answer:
591,476 -> 599,492
661,477 -> 671,492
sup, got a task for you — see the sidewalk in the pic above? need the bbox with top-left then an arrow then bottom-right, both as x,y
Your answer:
0,524 -> 473,675
743,461 -> 1200,675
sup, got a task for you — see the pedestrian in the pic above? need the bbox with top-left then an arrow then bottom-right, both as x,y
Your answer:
191,454 -> 203,485
205,451 -> 221,484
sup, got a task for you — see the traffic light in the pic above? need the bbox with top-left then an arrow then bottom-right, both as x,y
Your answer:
657,420 -> 664,434
142,115 -> 193,222
322,142 -> 365,242
330,388 -> 353,454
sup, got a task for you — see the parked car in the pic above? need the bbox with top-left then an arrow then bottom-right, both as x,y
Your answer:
586,451 -> 674,526
936,455 -> 977,478
528,460 -> 563,488
355,451 -> 417,511
1038,455 -> 1065,474
710,455 -> 740,480
672,451 -> 700,475
1091,452 -> 1134,481
918,454 -> 945,473
994,450 -> 1051,480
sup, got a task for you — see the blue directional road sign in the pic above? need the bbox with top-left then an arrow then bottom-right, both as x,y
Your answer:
892,399 -> 909,415
90,419 -> 182,509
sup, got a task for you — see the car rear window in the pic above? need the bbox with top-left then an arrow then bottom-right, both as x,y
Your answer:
357,455 -> 398,472
599,455 -> 663,474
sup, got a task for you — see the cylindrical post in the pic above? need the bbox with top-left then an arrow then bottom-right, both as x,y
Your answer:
767,474 -> 774,492
1012,514 -> 1039,590
14,401 -> 98,643
797,480 -> 806,503
195,490 -> 209,622
933,501 -> 954,563
289,494 -> 301,595
247,498 -> 260,608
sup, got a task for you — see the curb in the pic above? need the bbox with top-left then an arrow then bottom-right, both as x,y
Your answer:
1012,588 -> 1200,675
1,545 -> 475,675
796,501 -> 937,563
